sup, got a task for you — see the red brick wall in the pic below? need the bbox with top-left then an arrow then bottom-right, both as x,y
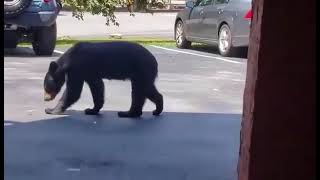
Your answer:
238,0 -> 316,179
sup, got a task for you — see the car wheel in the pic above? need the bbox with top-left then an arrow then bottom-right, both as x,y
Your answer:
4,0 -> 31,18
175,20 -> 191,49
218,24 -> 235,57
4,41 -> 18,49
32,23 -> 57,56
4,30 -> 18,49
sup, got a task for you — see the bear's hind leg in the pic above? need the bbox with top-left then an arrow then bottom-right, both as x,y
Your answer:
146,85 -> 163,116
85,79 -> 105,115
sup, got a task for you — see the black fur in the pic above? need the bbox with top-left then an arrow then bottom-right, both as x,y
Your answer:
44,41 -> 163,118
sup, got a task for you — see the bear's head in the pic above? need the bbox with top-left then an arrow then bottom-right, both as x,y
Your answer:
44,61 -> 65,101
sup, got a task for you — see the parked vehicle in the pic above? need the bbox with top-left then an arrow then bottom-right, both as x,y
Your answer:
174,0 -> 252,57
4,0 -> 62,56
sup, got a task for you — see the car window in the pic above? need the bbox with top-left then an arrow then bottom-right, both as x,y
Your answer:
215,0 -> 229,4
196,0 -> 214,6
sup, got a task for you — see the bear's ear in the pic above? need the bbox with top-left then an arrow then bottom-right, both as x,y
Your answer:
48,61 -> 58,73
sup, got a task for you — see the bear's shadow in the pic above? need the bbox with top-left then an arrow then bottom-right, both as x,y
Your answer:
4,111 -> 241,141
4,111 -> 241,180
64,109 -> 157,121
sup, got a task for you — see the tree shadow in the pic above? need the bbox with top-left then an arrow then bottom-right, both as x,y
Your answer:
4,47 -> 61,58
5,111 -> 241,180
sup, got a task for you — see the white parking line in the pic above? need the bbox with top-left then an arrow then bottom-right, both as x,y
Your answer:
4,122 -> 14,126
54,49 -> 64,54
54,46 -> 244,65
150,45 -> 244,64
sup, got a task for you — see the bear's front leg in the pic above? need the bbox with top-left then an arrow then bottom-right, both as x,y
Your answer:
45,97 -> 67,115
85,79 -> 105,115
45,78 -> 84,115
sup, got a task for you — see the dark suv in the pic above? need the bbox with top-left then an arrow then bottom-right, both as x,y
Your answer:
4,0 -> 62,56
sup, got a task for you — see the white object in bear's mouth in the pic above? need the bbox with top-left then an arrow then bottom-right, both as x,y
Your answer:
44,91 -> 54,101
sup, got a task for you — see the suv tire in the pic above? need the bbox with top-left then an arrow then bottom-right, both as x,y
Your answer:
4,0 -> 31,18
32,23 -> 57,56
4,30 -> 18,48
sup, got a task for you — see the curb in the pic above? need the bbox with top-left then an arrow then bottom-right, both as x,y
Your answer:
61,6 -> 182,13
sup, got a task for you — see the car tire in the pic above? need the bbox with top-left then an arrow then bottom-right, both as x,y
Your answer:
32,23 -> 57,56
175,20 -> 191,49
4,0 -> 31,18
4,41 -> 18,49
4,30 -> 18,49
218,24 -> 235,57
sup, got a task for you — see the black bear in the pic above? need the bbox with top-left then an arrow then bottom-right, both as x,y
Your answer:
44,41 -> 163,118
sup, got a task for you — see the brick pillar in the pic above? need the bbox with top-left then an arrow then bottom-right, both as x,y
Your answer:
237,0 -> 315,179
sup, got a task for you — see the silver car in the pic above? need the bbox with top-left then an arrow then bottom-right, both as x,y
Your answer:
174,0 -> 252,56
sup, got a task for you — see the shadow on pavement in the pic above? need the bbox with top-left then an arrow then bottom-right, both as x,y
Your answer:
190,44 -> 248,59
4,47 -> 61,58
5,111 -> 241,180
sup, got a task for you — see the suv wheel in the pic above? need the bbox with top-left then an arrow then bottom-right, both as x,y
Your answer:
175,20 -> 191,49
32,23 -> 57,56
4,41 -> 18,49
4,30 -> 18,48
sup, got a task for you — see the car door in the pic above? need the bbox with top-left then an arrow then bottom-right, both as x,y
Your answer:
186,0 -> 213,39
202,0 -> 230,41
197,0 -> 216,41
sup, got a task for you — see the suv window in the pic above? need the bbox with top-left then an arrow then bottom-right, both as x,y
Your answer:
215,0 -> 229,4
196,0 -> 214,6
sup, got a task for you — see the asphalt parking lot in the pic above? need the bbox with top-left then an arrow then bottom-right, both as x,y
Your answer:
4,45 -> 247,180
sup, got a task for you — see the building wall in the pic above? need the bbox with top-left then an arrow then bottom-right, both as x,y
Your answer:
237,0 -> 316,179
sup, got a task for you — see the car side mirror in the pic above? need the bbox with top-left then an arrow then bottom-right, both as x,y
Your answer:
186,1 -> 195,8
